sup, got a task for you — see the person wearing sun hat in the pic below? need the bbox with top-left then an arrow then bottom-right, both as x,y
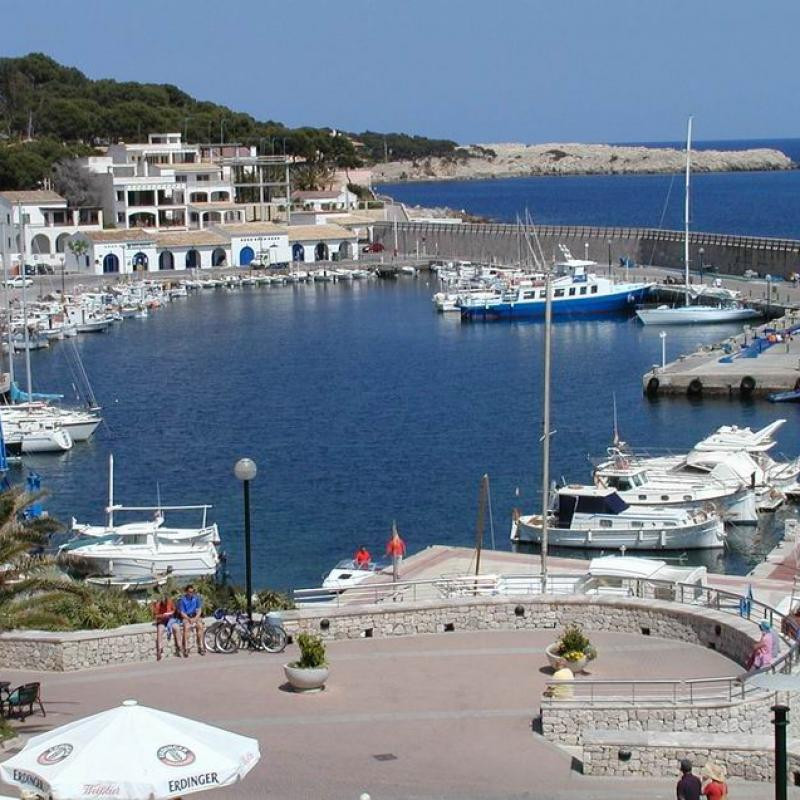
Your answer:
701,761 -> 727,800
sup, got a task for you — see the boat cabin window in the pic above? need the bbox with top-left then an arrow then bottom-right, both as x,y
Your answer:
538,290 -> 546,299
683,495 -> 693,501
599,519 -> 612,527
591,285 -> 598,294
631,521 -> 644,528
556,491 -> 630,528
523,290 -> 535,299
664,522 -> 676,527
568,287 -> 576,296
579,286 -> 587,295
554,288 -> 565,298
638,494 -> 647,500
607,476 -> 633,491
660,495 -> 670,501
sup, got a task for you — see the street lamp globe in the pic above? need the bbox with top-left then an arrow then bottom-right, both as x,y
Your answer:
234,458 -> 257,482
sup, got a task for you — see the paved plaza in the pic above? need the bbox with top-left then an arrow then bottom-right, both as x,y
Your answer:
3,627 -> 796,799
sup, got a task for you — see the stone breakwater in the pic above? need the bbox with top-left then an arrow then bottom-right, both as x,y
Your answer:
371,142 -> 794,183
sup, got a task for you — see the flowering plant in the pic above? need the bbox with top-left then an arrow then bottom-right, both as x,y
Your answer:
556,623 -> 597,662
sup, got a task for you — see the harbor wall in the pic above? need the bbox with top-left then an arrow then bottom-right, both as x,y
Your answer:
373,221 -> 800,278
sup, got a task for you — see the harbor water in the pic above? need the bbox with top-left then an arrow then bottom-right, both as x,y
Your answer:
16,278 -> 799,590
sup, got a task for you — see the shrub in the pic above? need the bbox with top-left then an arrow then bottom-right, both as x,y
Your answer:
292,632 -> 327,669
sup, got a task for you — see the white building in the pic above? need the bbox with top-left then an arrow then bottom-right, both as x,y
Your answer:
0,190 -> 103,272
291,188 -> 357,212
288,224 -> 359,263
79,133 -> 290,233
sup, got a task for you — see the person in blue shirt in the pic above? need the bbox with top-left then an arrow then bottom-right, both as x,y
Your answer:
177,584 -> 206,657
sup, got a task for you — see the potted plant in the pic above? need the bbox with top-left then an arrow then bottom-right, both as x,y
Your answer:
284,632 -> 329,692
545,623 -> 597,673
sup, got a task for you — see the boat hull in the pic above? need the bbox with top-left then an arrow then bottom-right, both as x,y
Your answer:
511,517 -> 725,549
636,305 -> 760,325
64,549 -> 219,578
461,286 -> 650,320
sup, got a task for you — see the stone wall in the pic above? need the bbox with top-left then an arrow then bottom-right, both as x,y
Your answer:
582,731 -> 782,781
0,594 -> 757,673
373,221 -> 800,278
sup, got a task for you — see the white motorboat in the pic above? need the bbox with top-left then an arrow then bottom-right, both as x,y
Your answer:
594,447 -> 758,524
400,265 -> 417,276
3,418 -> 73,453
510,485 -> 725,550
322,558 -> 390,591
60,455 -> 220,579
636,118 -> 759,326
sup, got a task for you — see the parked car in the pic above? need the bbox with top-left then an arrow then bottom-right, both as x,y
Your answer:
743,269 -> 759,279
4,276 -> 33,288
362,242 -> 385,253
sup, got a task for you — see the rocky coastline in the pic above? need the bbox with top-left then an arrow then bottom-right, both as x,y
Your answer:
371,142 -> 794,184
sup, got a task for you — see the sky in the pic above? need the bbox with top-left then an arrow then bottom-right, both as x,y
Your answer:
2,0 -> 798,145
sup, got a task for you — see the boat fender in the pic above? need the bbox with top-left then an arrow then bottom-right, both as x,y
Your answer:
740,375 -> 756,395
646,376 -> 660,396
687,378 -> 703,397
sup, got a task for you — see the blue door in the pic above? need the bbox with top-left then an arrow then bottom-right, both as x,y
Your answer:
102,254 -> 119,273
239,246 -> 255,266
292,243 -> 305,262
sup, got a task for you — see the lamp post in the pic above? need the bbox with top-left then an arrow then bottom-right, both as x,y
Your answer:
773,704 -> 789,800
607,239 -> 612,278
234,458 -> 257,622
699,247 -> 705,285
659,331 -> 667,369
584,242 -> 589,262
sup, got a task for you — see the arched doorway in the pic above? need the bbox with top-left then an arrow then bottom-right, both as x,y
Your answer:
314,242 -> 329,261
186,249 -> 200,269
239,246 -> 255,266
132,251 -> 149,271
212,248 -> 227,267
338,241 -> 352,260
102,253 -> 119,273
159,251 -> 174,270
292,243 -> 305,262
55,233 -> 70,253
190,192 -> 208,203
31,234 -> 51,254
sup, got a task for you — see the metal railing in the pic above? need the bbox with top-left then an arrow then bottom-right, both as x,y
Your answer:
293,571 -> 799,706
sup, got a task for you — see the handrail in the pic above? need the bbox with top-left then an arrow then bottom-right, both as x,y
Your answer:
293,570 -> 800,705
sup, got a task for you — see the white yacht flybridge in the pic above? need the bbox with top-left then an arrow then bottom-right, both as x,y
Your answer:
636,117 -> 759,326
59,455 -> 221,579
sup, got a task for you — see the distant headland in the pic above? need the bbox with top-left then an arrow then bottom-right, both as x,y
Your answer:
371,142 -> 794,184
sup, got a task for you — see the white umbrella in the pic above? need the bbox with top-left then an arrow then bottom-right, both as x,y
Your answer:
0,699 -> 260,800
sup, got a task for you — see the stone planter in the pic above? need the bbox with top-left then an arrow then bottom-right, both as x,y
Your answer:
545,642 -> 588,673
284,664 -> 329,692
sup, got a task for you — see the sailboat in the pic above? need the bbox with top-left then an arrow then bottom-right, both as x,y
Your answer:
636,118 -> 760,326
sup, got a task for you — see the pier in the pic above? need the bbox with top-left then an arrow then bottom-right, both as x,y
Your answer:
642,309 -> 800,398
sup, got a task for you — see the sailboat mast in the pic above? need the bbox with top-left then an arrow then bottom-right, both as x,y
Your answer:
18,203 -> 33,398
684,116 -> 693,307
0,219 -> 14,385
108,453 -> 115,528
540,270 -> 553,588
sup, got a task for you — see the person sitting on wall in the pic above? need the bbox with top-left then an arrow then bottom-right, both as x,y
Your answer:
177,584 -> 206,657
152,593 -> 182,661
746,619 -> 777,671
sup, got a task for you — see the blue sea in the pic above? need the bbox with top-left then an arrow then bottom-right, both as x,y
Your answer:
377,138 -> 800,239
18,277 -> 799,591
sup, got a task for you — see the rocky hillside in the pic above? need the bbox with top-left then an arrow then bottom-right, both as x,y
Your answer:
371,142 -> 794,183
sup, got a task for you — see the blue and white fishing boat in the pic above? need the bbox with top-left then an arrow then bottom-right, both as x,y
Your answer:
459,260 -> 651,320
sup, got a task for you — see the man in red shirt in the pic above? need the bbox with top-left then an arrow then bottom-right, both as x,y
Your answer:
386,522 -> 406,582
354,546 -> 371,569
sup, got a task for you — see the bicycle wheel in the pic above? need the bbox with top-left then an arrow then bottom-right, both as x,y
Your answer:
204,621 -> 222,653
261,623 -> 288,654
215,622 -> 242,654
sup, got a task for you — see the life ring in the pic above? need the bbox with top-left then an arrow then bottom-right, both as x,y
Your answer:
740,375 -> 756,395
646,376 -> 660,396
687,378 -> 703,397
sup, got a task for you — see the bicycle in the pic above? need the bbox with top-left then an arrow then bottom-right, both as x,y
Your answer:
209,609 -> 287,654
259,612 -> 288,654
